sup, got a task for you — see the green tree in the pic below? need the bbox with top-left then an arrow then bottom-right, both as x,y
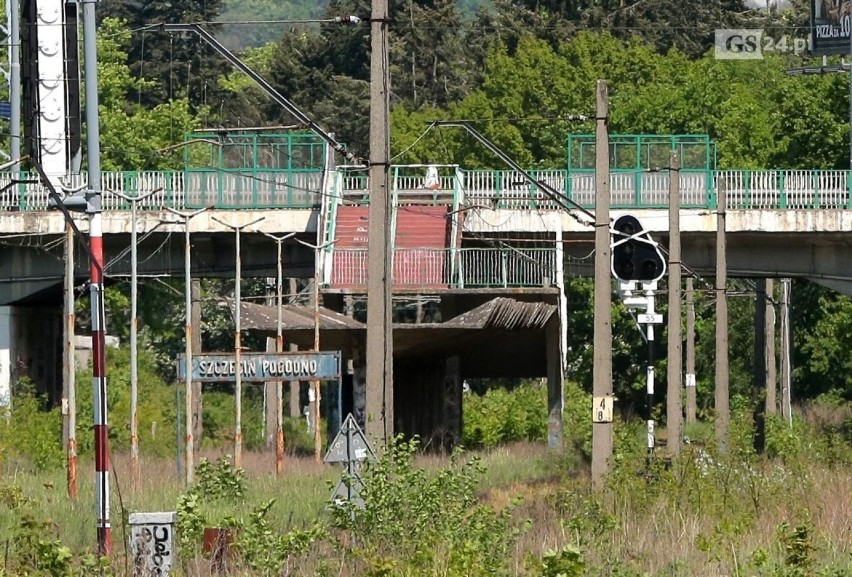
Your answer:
98,0 -> 229,113
97,18 -> 203,170
485,0 -> 749,58
390,0 -> 472,109
217,0 -> 327,49
794,281 -> 852,400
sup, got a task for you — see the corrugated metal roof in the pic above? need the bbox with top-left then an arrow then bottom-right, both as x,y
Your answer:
236,297 -> 555,333
234,300 -> 365,331
442,297 -> 555,330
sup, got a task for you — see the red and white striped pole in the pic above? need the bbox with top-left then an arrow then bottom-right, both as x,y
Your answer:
82,0 -> 110,556
90,216 -> 110,555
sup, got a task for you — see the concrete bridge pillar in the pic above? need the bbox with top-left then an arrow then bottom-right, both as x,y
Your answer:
0,306 -> 11,409
442,356 -> 462,451
546,316 -> 563,449
352,347 -> 367,431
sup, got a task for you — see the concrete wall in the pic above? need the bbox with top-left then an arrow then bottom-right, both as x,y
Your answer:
0,307 -> 11,408
0,306 -> 122,409
4,305 -> 63,403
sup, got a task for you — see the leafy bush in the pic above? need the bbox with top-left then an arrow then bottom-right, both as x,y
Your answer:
7,511 -> 111,577
0,379 -> 64,471
329,437 -> 525,577
463,381 -> 548,448
462,380 -> 591,459
533,546 -> 585,577
74,345 -> 177,458
175,458 -> 323,576
563,381 -> 593,461
176,456 -> 247,548
235,500 -> 325,577
200,389 -> 265,451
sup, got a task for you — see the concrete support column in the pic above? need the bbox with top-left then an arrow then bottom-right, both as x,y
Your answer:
0,306 -> 12,410
352,346 -> 367,430
288,277 -> 301,418
191,278 -> 202,454
546,316 -> 563,449
765,279 -> 777,415
554,216 -> 567,450
442,356 -> 462,451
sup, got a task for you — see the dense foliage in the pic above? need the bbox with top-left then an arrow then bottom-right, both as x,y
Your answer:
1,417 -> 849,576
62,0 -> 850,446
1,1 -> 850,575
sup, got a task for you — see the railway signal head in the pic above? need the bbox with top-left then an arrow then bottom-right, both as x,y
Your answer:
611,215 -> 665,282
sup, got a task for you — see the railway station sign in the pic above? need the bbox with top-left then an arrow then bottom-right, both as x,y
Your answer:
176,351 -> 341,382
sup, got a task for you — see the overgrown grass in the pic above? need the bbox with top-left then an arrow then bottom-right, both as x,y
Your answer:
0,436 -> 849,576
0,386 -> 849,576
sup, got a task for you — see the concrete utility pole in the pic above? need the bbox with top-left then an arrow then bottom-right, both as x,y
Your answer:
213,216 -> 264,471
9,0 -> 21,162
167,207 -> 208,484
264,281 -> 276,451
295,238 -> 335,462
591,79 -> 612,489
288,277 -> 301,418
261,232 -> 295,475
666,152 -> 682,456
753,279 -> 767,454
685,278 -> 697,424
715,181 -> 730,453
63,226 -> 76,500
108,188 -> 159,492
191,279 -> 202,455
780,278 -> 792,425
765,278 -> 777,415
365,0 -> 394,444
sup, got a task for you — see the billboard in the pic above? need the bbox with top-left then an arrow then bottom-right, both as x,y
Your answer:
811,0 -> 852,55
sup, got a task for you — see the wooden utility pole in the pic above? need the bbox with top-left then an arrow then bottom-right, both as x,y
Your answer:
765,278 -> 777,415
591,79 -> 612,489
715,181 -> 730,453
365,0 -> 393,444
753,279 -> 767,454
685,278 -> 697,424
666,152 -> 682,456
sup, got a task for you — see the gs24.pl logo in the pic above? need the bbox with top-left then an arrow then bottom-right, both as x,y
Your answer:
715,29 -> 809,60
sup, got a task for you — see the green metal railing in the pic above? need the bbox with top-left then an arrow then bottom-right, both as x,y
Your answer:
2,167 -> 851,212
0,169 -> 324,211
567,134 -> 716,172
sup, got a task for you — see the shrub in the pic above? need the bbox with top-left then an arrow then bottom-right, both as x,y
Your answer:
329,437 -> 525,577
74,345 -> 177,458
463,381 -> 548,449
0,379 -> 63,471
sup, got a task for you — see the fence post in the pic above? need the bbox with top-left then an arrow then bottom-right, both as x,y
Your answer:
848,169 -> 852,209
709,170 -> 717,210
812,170 -> 820,208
